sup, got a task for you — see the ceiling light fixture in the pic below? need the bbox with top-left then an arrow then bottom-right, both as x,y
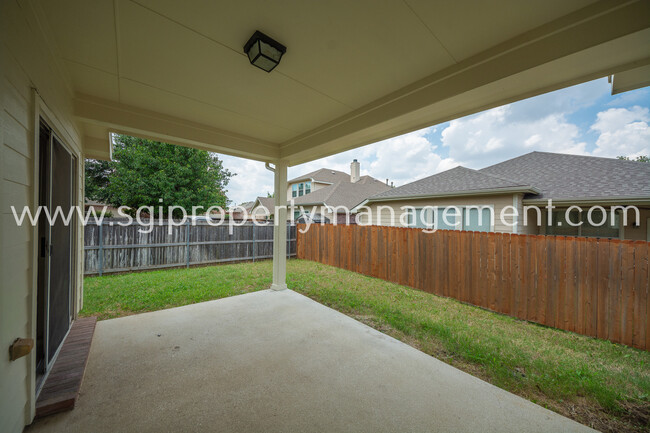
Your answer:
243,30 -> 286,73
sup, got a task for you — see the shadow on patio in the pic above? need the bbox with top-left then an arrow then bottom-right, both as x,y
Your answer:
26,289 -> 595,433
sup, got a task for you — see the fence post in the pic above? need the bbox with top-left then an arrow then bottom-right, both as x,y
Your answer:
185,220 -> 191,268
252,223 -> 256,262
287,224 -> 290,259
98,222 -> 103,277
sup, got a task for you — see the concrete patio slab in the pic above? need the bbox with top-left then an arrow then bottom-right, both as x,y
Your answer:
26,289 -> 596,433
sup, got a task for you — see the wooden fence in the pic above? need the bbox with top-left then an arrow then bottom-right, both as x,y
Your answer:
84,220 -> 296,275
296,224 -> 650,350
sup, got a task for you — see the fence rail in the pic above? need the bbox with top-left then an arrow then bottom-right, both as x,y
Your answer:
84,220 -> 296,275
296,224 -> 650,350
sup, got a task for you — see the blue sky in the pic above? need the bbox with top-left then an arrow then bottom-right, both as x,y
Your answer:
220,77 -> 650,205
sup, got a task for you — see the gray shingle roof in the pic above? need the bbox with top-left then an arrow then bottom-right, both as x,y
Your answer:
289,168 -> 350,184
479,152 -> 650,201
370,166 -> 534,200
253,196 -> 275,213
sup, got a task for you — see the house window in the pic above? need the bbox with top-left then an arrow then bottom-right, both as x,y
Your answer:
547,209 -> 620,239
305,181 -> 311,195
298,183 -> 304,196
436,207 -> 460,230
292,184 -> 298,198
408,207 -> 467,230
408,208 -> 434,229
462,207 -> 492,232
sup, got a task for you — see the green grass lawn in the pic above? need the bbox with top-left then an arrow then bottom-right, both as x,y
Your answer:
82,259 -> 649,432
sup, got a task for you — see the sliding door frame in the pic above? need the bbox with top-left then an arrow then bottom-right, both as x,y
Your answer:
29,91 -> 81,420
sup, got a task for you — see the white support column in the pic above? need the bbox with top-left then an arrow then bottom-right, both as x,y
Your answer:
271,161 -> 288,291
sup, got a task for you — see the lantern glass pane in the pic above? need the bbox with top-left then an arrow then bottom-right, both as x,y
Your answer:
254,55 -> 277,72
247,40 -> 260,63
260,41 -> 283,62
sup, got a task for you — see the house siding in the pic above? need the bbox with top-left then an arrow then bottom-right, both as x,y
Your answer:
359,194 -> 519,233
624,208 -> 650,241
1,2 -> 85,431
524,205 -> 650,240
360,194 -> 650,241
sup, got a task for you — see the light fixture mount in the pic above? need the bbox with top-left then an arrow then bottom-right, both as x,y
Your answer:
244,30 -> 286,73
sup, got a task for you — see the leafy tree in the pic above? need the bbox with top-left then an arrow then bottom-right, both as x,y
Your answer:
84,159 -> 112,202
616,155 -> 649,163
86,135 -> 233,217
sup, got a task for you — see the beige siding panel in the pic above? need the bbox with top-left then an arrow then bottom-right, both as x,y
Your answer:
0,41 -> 33,102
521,206 -> 543,235
0,365 -> 29,433
362,194 -> 518,233
3,110 -> 31,158
0,76 -> 30,130
0,236 -> 30,431
1,235 -> 31,278
1,2 -> 82,152
1,212 -> 32,248
622,208 -> 650,241
3,146 -> 31,186
1,181 -> 31,214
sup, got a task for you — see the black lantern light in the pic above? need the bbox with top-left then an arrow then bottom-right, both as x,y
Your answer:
244,31 -> 286,73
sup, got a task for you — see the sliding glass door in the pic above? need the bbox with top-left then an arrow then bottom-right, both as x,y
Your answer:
36,119 -> 76,391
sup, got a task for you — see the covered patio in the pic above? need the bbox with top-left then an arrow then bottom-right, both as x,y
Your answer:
26,290 -> 594,433
1,0 -> 650,432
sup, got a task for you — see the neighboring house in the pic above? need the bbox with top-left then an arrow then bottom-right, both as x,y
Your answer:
239,201 -> 255,212
228,201 -> 256,220
287,166 -> 351,199
357,152 -> 650,240
252,160 -> 391,223
251,196 -> 276,220
84,199 -> 121,217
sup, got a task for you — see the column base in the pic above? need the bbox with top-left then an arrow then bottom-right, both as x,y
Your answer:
270,283 -> 288,291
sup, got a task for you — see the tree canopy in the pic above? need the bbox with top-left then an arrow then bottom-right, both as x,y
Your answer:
616,155 -> 649,163
85,135 -> 233,216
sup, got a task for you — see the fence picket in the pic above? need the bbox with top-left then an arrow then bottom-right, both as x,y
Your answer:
84,221 -> 296,275
296,224 -> 650,350
597,239 -> 610,340
621,241 -> 635,347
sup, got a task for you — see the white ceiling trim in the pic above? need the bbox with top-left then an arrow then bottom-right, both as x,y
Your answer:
74,95 -> 281,161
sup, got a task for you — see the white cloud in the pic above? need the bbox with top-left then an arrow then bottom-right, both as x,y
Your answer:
290,128 -> 458,188
220,156 -> 273,206
441,105 -> 588,168
364,128 -> 457,186
590,106 -> 650,158
220,128 -> 458,204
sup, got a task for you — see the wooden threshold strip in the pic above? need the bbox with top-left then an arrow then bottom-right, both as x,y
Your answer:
35,317 -> 97,419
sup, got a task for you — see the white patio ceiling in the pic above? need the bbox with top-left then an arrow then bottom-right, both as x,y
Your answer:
33,0 -> 650,164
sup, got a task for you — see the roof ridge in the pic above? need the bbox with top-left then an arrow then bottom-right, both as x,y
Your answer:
488,150 -> 646,166
288,167 -> 349,183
